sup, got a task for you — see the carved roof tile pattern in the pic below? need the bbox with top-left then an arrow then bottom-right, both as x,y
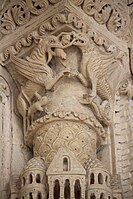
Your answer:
85,158 -> 108,172
22,157 -> 46,174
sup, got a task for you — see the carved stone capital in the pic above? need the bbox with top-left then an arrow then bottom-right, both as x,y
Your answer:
0,0 -> 129,65
0,0 -> 129,41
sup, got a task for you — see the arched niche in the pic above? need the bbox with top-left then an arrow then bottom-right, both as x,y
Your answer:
64,179 -> 70,199
63,156 -> 70,171
74,179 -> 81,199
29,174 -> 33,184
54,179 -> 60,199
100,193 -> 105,199
36,174 -> 41,183
98,173 -> 103,184
90,173 -> 95,184
90,193 -> 96,199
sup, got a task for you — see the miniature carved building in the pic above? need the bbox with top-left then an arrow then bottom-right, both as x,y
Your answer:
0,1 -> 133,199
85,159 -> 112,199
47,148 -> 86,199
20,157 -> 47,199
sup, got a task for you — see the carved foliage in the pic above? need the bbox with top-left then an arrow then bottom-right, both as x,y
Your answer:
0,0 -> 129,40
0,11 -> 87,63
0,1 -> 30,37
39,11 -> 86,36
82,0 -> 128,34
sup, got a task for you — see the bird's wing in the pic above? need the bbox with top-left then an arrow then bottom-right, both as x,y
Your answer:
87,51 -> 118,78
10,54 -> 50,85
99,54 -> 119,77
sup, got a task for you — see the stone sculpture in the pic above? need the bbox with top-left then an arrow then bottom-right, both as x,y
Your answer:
8,29 -> 128,199
0,0 -> 132,199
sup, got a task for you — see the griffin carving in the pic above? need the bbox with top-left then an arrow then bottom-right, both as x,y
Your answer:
10,35 -> 71,121
79,45 -> 125,124
66,31 -> 125,125
10,31 -> 126,127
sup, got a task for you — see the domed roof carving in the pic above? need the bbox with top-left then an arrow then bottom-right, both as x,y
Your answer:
22,157 -> 46,174
85,159 -> 108,172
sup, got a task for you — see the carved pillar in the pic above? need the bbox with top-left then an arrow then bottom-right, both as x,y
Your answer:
0,76 -> 11,199
0,1 -> 132,199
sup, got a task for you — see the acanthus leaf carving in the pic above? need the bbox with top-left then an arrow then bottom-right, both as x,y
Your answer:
11,1 -> 30,25
39,12 -> 86,36
0,0 -> 129,42
27,0 -> 49,15
106,8 -> 122,33
0,0 -> 31,34
83,0 -> 112,24
0,9 -> 16,35
82,0 -> 129,38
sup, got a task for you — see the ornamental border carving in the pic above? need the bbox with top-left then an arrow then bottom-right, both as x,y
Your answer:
0,0 -> 129,41
0,76 -> 10,104
26,110 -> 105,146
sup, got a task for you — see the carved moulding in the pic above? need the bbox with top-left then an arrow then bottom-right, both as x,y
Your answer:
0,0 -> 129,41
0,0 -> 129,66
0,76 -> 10,104
0,10 -> 87,64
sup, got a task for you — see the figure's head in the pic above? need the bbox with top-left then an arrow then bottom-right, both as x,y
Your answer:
61,34 -> 71,46
41,96 -> 48,105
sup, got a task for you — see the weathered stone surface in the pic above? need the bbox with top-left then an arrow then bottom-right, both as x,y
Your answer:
0,1 -> 133,199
